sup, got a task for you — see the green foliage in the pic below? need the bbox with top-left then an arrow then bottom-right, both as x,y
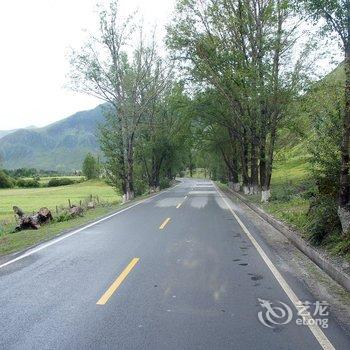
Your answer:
133,178 -> 148,196
16,178 -> 40,188
4,168 -> 38,178
0,170 -> 13,188
270,185 -> 299,202
159,178 -> 170,190
54,211 -> 72,223
301,0 -> 349,46
306,196 -> 341,244
47,178 -> 75,187
82,153 -> 99,180
0,179 -> 118,223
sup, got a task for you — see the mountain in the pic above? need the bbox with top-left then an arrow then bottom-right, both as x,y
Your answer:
0,126 -> 37,140
0,130 -> 15,139
0,105 -> 106,171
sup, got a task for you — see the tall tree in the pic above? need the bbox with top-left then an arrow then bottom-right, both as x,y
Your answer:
82,153 -> 99,180
69,1 -> 171,201
302,0 -> 350,233
168,0 -> 307,201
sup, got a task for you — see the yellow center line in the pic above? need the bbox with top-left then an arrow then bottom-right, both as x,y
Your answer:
96,257 -> 140,305
159,217 -> 171,229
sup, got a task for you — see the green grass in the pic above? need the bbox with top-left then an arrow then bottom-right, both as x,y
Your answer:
259,148 -> 311,232
184,168 -> 210,179
0,181 -> 165,257
262,197 -> 310,231
0,180 -> 119,223
0,203 -> 121,257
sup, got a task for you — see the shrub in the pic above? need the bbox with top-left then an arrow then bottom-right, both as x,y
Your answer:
134,178 -> 148,196
54,211 -> 71,222
270,185 -> 298,202
306,196 -> 341,245
47,178 -> 75,187
0,171 -> 13,188
159,177 -> 170,190
16,178 -> 40,188
82,153 -> 100,179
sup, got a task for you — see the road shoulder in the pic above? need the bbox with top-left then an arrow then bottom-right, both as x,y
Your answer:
222,186 -> 350,335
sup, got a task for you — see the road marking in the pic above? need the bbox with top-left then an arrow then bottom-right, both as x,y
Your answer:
215,184 -> 335,350
159,217 -> 171,229
0,184 -> 180,270
97,258 -> 140,305
176,203 -> 182,209
184,195 -> 188,199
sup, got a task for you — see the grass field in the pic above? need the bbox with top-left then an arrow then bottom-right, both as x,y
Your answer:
0,180 -> 120,223
263,153 -> 311,230
0,204 -> 121,256
0,179 -> 123,257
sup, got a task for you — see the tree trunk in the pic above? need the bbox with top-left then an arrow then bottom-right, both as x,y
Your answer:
260,137 -> 271,202
259,138 -> 266,186
338,45 -> 350,234
249,140 -> 259,195
149,158 -> 162,193
241,130 -> 250,194
227,158 -> 240,191
124,141 -> 135,202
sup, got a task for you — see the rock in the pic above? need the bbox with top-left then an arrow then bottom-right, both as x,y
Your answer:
14,207 -> 52,231
87,201 -> 95,209
15,216 -> 40,231
13,206 -> 25,218
69,205 -> 84,217
37,207 -> 53,224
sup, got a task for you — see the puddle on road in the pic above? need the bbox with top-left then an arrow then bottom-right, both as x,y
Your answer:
155,197 -> 182,207
189,196 -> 208,209
248,273 -> 263,281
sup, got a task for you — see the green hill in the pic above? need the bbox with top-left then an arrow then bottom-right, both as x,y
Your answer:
0,105 -> 106,171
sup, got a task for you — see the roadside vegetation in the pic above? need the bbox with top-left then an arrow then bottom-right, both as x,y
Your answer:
165,0 -> 350,260
0,179 -> 118,223
0,203 -> 121,257
2,0 -> 350,262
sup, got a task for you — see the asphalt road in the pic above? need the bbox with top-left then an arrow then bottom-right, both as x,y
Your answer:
0,179 -> 350,349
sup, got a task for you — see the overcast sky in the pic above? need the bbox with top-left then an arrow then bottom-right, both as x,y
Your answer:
0,0 -> 175,130
0,0 -> 342,131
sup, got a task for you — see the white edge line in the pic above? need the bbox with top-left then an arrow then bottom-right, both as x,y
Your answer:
214,182 -> 335,350
0,183 -> 180,270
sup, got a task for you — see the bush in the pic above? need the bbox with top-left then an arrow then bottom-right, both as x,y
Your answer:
54,211 -> 71,222
270,185 -> 298,202
134,178 -> 148,196
306,196 -> 341,244
47,178 -> 75,187
16,178 -> 40,188
0,171 -> 13,188
159,177 -> 170,190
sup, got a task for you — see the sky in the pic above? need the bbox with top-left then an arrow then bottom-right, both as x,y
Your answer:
0,0 -> 175,130
0,0 -> 343,131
